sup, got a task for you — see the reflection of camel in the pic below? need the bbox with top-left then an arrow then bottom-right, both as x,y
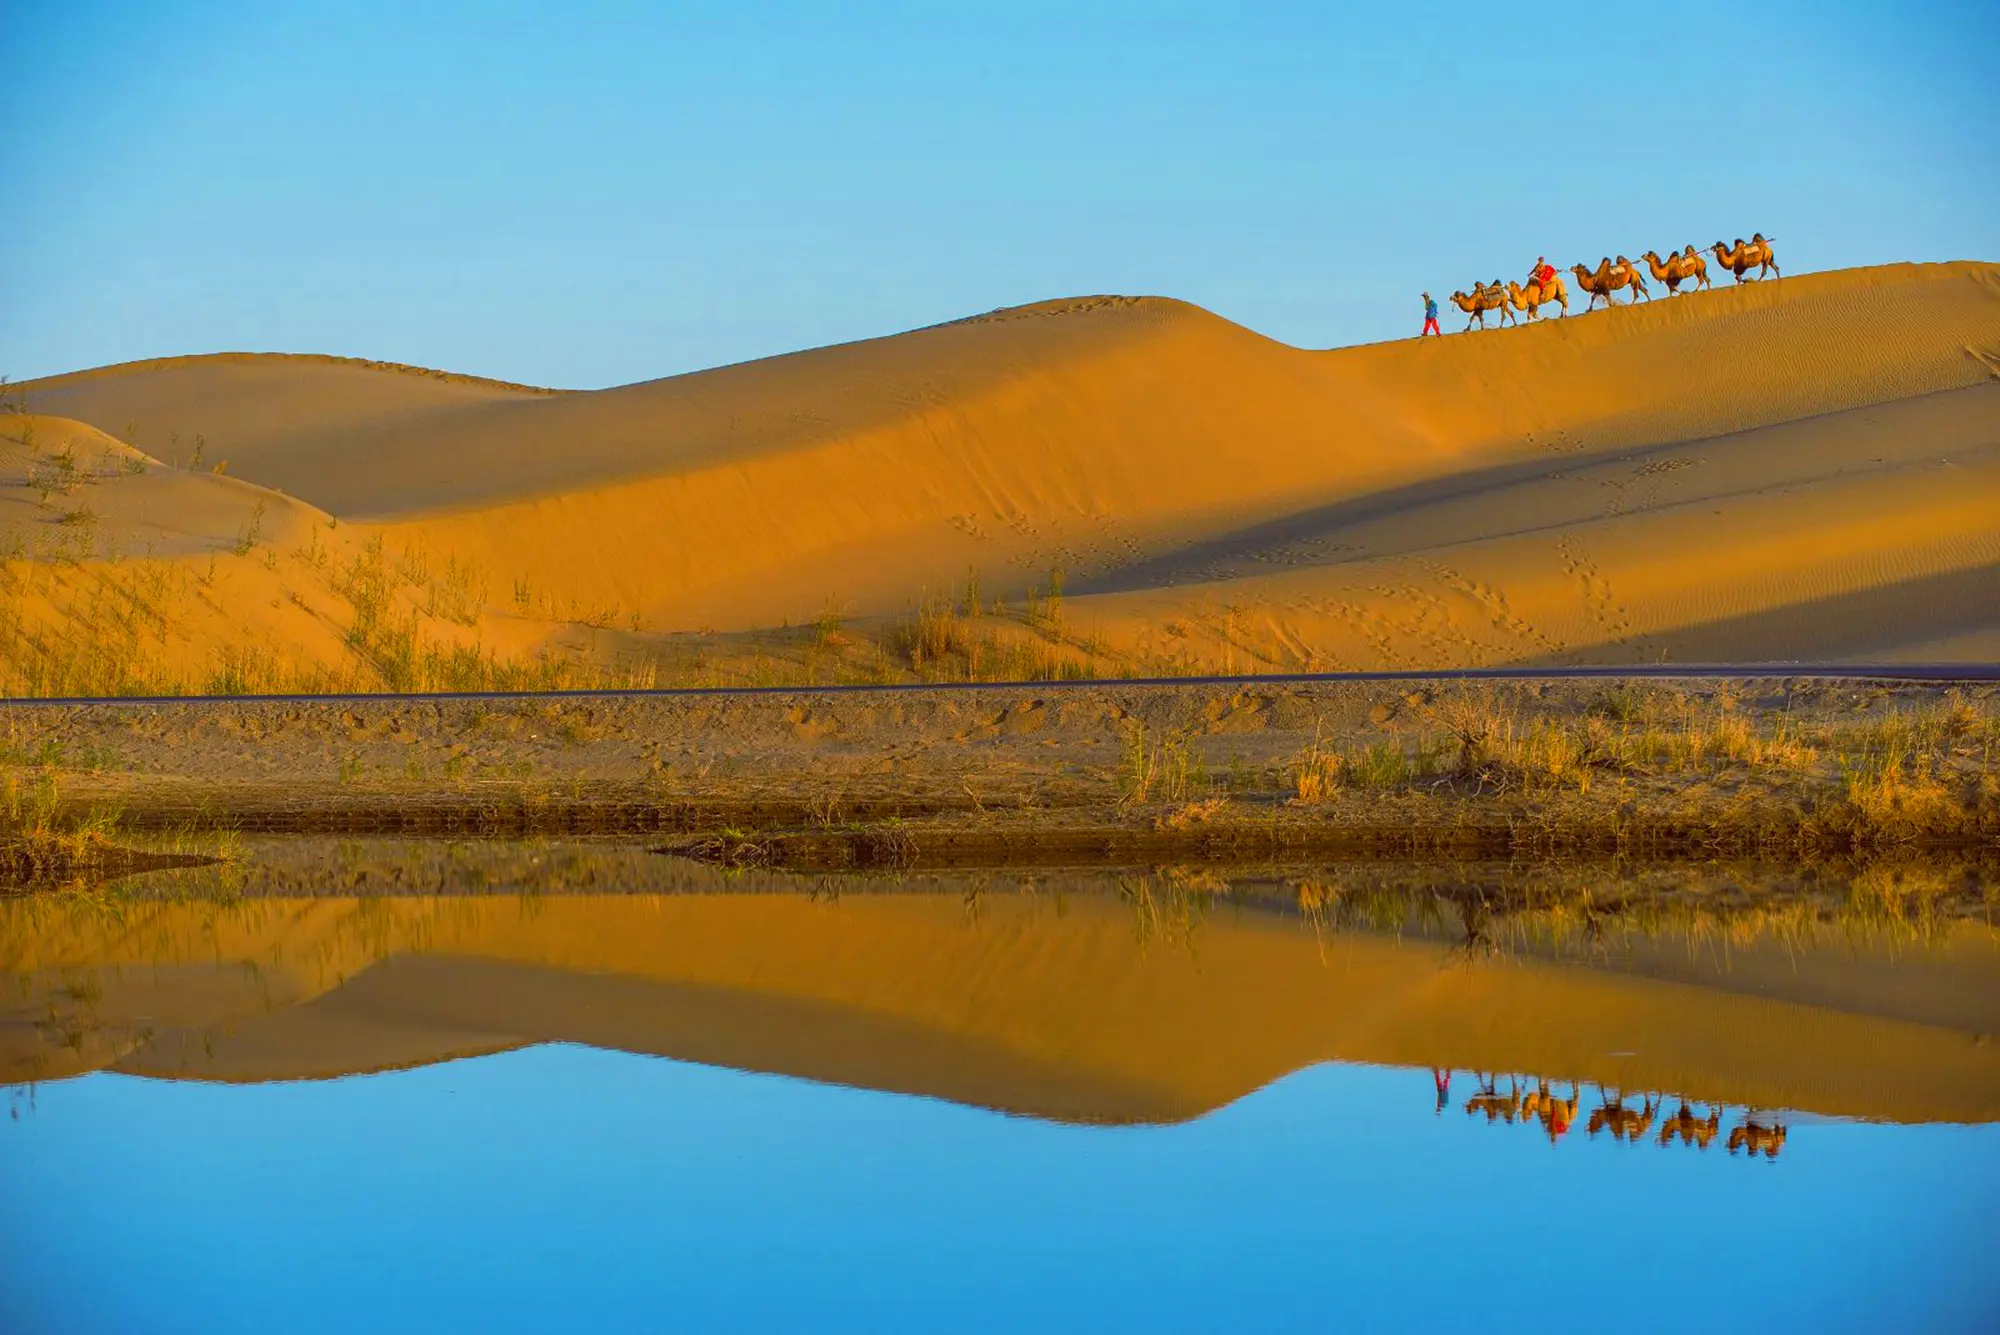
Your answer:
1466,1073 -> 1525,1122
1728,1118 -> 1788,1159
1504,277 -> 1568,320
1522,1080 -> 1581,1143
1588,1092 -> 1660,1142
1657,1101 -> 1722,1149
1450,282 -> 1515,331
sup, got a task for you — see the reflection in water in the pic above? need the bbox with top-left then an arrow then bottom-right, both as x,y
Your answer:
2,846 -> 1998,1331
3,849 -> 1997,1128
4,1046 -> 1998,1334
1439,1073 -> 1779,1158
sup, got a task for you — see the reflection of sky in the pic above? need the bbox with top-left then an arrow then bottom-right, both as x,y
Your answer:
3,1046 -> 1996,1333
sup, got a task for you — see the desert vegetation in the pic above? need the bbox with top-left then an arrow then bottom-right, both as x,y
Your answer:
0,771 -> 223,889
2,677 -> 1992,866
1280,686 -> 1999,850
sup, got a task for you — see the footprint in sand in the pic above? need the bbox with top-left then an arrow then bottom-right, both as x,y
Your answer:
1558,537 -> 1633,641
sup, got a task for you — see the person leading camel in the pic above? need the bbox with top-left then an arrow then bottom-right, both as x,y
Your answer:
1421,292 -> 1440,337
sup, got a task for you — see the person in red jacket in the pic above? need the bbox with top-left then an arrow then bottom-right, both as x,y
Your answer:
1527,256 -> 1557,290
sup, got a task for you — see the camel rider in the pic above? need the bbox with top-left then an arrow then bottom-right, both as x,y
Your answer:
1528,256 -> 1556,290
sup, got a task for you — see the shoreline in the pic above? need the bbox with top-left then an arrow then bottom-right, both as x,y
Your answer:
2,673 -> 1994,877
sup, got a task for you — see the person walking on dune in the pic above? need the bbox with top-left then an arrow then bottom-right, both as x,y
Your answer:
1421,292 -> 1440,337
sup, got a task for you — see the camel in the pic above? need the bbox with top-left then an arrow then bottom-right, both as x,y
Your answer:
1505,276 -> 1568,320
1449,281 -> 1515,331
1570,258 -> 1645,311
1657,1101 -> 1723,1149
1570,261 -> 1617,311
1711,235 -> 1780,283
1678,245 -> 1711,291
1727,1118 -> 1787,1159
1611,256 -> 1652,301
1641,249 -> 1711,295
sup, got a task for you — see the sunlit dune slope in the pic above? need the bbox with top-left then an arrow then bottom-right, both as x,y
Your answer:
9,260 -> 1999,683
0,415 -> 330,558
19,352 -> 556,483
5,894 -> 1997,1124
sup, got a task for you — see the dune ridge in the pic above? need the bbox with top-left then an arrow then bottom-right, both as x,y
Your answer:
5,261 -> 1998,691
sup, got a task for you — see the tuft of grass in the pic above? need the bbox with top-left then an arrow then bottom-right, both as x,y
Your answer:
1118,721 -> 1205,806
1291,731 -> 1448,801
887,592 -> 976,673
0,772 -> 123,881
1156,794 -> 1228,830
812,604 -> 846,649
421,553 -> 486,626
231,501 -> 266,556
1025,568 -> 1066,635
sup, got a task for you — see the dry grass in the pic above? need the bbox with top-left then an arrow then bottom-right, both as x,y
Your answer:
1155,795 -> 1229,831
880,572 -> 1102,684
1,535 -> 1155,698
0,536 -> 666,697
1119,721 -> 1206,806
1293,730 -> 1452,800
1283,686 -> 2000,850
0,771 -> 121,881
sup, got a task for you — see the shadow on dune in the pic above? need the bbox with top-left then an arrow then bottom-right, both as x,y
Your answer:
1077,381 -> 2000,604
1553,562 -> 2000,664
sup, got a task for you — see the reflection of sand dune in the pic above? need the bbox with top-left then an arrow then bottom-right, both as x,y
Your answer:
5,893 -> 1997,1125
10,261 -> 1999,678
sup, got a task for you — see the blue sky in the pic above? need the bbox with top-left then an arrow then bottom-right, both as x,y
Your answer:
4,0 -> 1995,388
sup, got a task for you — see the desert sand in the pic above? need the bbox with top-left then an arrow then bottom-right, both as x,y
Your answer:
5,260 -> 1999,693
5,877 -> 1998,1124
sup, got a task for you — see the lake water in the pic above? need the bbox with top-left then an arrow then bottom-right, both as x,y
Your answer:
3,849 -> 1997,1332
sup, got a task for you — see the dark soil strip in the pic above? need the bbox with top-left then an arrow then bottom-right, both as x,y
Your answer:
5,663 -> 1996,709
103,791 -> 1038,837
657,820 -> 2000,873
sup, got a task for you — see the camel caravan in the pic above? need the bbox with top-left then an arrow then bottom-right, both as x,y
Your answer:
1436,1071 -> 1788,1159
1440,233 -> 1781,332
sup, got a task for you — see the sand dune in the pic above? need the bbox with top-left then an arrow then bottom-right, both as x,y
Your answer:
6,260 -> 1998,689
5,892 -> 1997,1124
